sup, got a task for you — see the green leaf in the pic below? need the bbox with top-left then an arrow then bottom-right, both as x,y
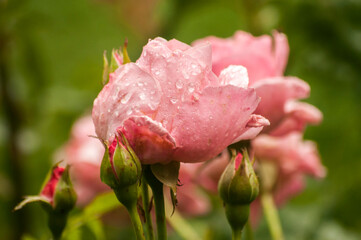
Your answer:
150,161 -> 180,189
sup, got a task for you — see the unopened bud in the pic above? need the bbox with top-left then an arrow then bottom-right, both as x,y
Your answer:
14,163 -> 77,239
100,131 -> 141,208
218,149 -> 259,205
218,149 -> 259,235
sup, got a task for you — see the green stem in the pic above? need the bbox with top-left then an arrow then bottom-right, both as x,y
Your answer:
152,181 -> 167,240
232,229 -> 243,240
127,203 -> 146,240
144,167 -> 167,240
142,176 -> 155,240
245,220 -> 254,240
48,212 -> 68,240
261,193 -> 284,240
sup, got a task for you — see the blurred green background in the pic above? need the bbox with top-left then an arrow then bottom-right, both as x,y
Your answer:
1,0 -> 361,239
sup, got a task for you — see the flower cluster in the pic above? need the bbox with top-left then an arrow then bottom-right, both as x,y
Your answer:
29,30 -> 325,240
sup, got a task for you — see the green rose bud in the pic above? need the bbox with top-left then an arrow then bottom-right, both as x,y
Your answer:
218,149 -> 259,238
218,149 -> 259,205
100,131 -> 141,208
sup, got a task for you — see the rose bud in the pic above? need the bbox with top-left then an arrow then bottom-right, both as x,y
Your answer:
100,131 -> 141,208
14,164 -> 76,239
218,150 -> 259,237
219,150 -> 259,205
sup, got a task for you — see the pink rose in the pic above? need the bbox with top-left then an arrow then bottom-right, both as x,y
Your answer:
92,38 -> 269,164
62,116 -> 110,206
193,31 -> 322,134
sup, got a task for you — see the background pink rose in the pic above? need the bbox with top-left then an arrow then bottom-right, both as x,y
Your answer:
193,31 -> 322,134
92,38 -> 269,164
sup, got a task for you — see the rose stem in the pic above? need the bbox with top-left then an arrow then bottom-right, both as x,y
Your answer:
261,192 -> 284,240
141,175 -> 155,240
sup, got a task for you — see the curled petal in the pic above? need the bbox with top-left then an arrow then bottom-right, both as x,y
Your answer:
246,114 -> 270,127
271,101 -> 323,136
121,116 -> 176,164
253,77 -> 310,132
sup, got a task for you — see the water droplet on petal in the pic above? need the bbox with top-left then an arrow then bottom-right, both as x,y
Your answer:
115,111 -> 119,117
139,93 -> 146,100
137,82 -> 144,87
121,93 -> 131,104
126,108 -> 133,116
188,84 -> 195,93
176,80 -> 183,89
170,98 -> 178,104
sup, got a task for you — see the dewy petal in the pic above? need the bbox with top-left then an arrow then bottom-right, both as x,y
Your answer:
92,63 -> 161,141
219,65 -> 249,88
121,116 -> 176,164
252,77 -> 310,132
270,101 -> 323,136
170,85 -> 260,163
136,38 -> 218,130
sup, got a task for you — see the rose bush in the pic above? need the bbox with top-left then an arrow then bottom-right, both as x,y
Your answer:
92,37 -> 269,164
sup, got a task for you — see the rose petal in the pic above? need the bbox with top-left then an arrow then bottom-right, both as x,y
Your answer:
121,116 -> 176,164
92,63 -> 161,141
192,31 -> 289,84
252,77 -> 310,132
252,133 -> 326,178
270,101 -> 323,136
219,65 -> 249,88
170,85 -> 260,163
